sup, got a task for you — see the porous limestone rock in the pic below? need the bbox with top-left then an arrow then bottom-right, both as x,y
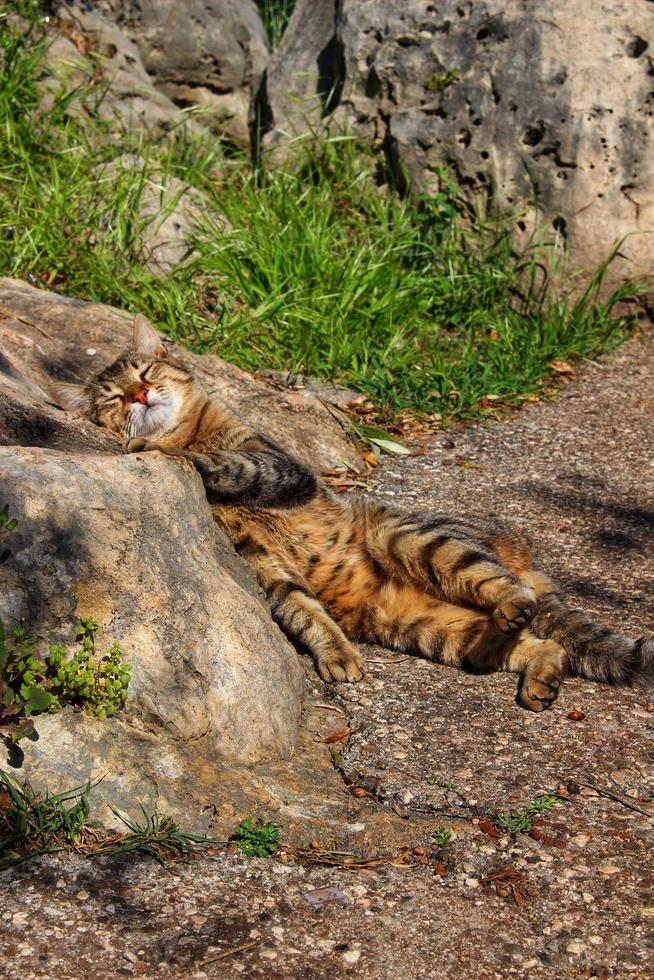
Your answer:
0,446 -> 303,760
111,0 -> 269,149
264,0 -> 654,293
41,5 -> 190,137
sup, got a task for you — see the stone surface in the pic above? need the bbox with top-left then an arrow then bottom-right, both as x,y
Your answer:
264,0 -> 654,294
0,446 -> 303,800
112,0 -> 268,149
42,5 -> 191,137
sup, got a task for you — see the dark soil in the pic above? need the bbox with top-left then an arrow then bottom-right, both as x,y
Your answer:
1,332 -> 653,979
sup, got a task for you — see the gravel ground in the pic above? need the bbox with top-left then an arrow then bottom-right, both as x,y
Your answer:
1,332 -> 653,979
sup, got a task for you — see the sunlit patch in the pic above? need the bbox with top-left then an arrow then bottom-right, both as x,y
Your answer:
126,389 -> 181,439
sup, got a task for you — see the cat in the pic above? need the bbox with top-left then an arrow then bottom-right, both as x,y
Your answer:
50,315 -> 654,711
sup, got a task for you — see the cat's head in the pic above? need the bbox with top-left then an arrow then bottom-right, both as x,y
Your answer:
50,315 -> 204,440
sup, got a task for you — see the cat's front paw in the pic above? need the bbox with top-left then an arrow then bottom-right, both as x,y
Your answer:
123,436 -> 156,453
493,587 -> 538,634
316,646 -> 366,684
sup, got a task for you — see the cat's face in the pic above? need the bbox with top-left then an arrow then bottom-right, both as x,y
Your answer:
50,314 -> 203,440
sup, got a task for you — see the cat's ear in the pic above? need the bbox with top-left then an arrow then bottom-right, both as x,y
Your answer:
49,382 -> 96,417
133,314 -> 167,358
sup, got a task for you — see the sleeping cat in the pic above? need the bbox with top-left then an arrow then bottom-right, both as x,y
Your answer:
51,315 -> 653,711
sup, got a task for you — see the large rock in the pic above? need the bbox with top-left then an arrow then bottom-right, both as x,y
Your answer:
111,0 -> 269,149
0,446 -> 303,759
0,279 -> 361,832
264,0 -> 654,294
41,6 -> 191,137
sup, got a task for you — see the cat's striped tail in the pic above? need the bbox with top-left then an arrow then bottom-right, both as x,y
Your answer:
530,590 -> 654,689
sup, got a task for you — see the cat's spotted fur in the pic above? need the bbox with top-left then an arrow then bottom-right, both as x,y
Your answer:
51,316 -> 654,710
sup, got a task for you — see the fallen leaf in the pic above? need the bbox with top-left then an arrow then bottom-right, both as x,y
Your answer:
478,817 -> 500,840
549,360 -> 575,375
318,728 -> 351,744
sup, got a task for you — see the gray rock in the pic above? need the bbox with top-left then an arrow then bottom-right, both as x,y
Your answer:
43,5 -> 191,137
0,445 -> 309,830
101,154 -> 223,276
113,0 -> 269,149
264,0 -> 654,295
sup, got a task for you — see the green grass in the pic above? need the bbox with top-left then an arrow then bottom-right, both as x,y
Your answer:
0,12 -> 639,425
0,771 -> 225,870
496,793 -> 561,837
231,815 -> 280,857
256,0 -> 296,49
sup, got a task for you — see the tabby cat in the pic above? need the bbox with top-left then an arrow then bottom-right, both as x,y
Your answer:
51,316 -> 653,711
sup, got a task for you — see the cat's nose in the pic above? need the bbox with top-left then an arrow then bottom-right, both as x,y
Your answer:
133,388 -> 149,405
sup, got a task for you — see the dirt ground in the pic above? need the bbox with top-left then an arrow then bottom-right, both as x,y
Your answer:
1,331 -> 653,979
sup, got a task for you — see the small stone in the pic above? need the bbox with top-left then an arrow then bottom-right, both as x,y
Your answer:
259,950 -> 277,960
570,833 -> 590,847
567,710 -> 585,721
343,950 -> 361,965
589,935 -> 603,945
566,941 -> 587,955
76,891 -> 90,901
598,864 -> 621,875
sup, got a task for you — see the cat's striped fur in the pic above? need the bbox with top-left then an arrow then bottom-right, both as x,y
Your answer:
51,316 -> 654,710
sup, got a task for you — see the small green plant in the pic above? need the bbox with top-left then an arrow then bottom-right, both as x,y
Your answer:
496,793 -> 561,837
425,67 -> 460,93
47,618 -> 131,720
231,816 -> 280,857
642,793 -> 654,803
0,504 -> 18,534
431,827 -> 452,847
0,770 -> 92,869
426,775 -> 454,790
96,807 -> 225,870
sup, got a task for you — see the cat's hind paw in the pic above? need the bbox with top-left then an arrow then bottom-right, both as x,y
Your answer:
316,646 -> 365,684
493,587 -> 538,634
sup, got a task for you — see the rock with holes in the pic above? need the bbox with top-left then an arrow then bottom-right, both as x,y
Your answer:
41,5 -> 191,137
264,0 -> 654,295
111,0 -> 269,149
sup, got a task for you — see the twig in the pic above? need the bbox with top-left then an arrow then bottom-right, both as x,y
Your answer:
198,940 -> 259,966
312,702 -> 347,714
366,657 -> 412,666
577,781 -> 652,818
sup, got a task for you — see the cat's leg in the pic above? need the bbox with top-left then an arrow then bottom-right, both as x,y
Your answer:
367,514 -> 538,633
243,549 -> 365,684
368,588 -> 567,711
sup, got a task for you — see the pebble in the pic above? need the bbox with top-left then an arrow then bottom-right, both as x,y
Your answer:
598,864 -> 621,875
76,891 -> 90,901
343,950 -> 361,965
259,950 -> 278,961
566,941 -> 587,955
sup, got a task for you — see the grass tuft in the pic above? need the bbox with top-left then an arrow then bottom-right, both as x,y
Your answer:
0,771 -> 225,871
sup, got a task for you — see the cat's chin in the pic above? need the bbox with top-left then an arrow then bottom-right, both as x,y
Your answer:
127,399 -> 176,439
